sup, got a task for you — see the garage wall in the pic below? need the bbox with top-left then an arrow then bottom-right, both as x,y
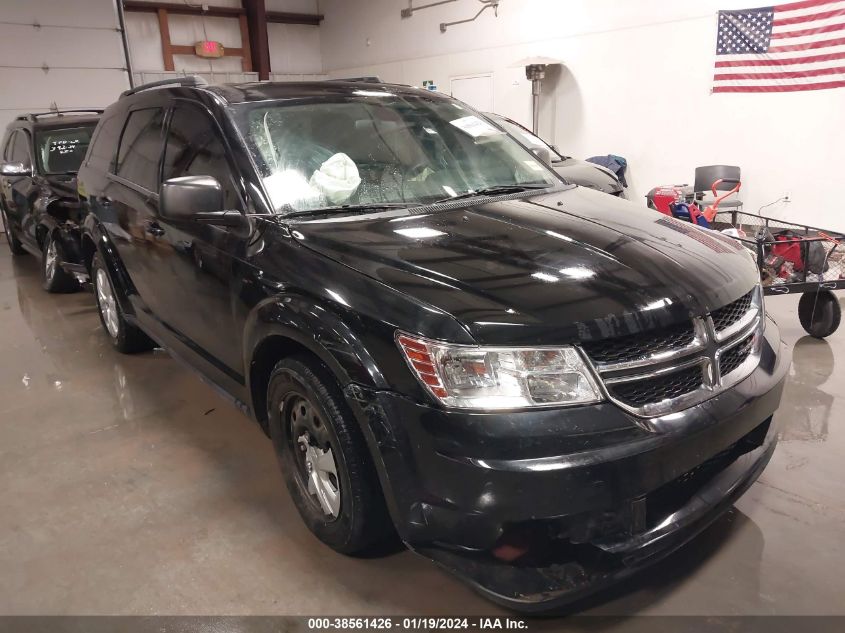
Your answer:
0,0 -> 129,133
125,0 -> 324,77
319,0 -> 845,231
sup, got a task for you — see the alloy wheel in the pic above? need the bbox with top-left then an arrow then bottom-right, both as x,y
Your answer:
287,395 -> 341,518
44,239 -> 58,282
2,212 -> 12,249
96,268 -> 120,339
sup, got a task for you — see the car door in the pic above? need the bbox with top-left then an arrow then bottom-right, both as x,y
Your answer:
145,100 -> 248,379
2,130 -> 38,251
0,131 -> 17,230
104,107 -> 168,320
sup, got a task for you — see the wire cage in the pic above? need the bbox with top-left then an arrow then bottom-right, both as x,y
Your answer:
711,210 -> 845,294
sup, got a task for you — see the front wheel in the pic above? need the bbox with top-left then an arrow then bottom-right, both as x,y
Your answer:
1,209 -> 25,255
42,233 -> 78,293
267,356 -> 392,554
798,290 -> 841,338
92,252 -> 156,353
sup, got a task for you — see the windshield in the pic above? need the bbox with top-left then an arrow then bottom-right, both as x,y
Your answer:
34,125 -> 96,175
488,115 -> 566,162
229,92 -> 560,214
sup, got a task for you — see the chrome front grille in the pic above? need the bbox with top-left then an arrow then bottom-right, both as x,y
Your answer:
607,364 -> 704,409
718,332 -> 755,378
711,290 -> 753,333
581,286 -> 764,417
580,320 -> 696,366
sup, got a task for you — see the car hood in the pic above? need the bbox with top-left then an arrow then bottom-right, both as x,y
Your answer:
290,187 -> 758,345
554,158 -> 622,194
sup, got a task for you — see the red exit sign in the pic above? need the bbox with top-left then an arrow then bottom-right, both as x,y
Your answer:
194,40 -> 225,58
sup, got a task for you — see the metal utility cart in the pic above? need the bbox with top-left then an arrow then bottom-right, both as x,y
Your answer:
712,210 -> 844,338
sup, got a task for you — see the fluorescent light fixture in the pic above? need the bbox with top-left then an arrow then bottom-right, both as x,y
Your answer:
394,227 -> 446,239
353,90 -> 395,97
559,266 -> 595,280
326,289 -> 350,306
643,298 -> 673,311
531,271 -> 559,283
546,230 -> 573,242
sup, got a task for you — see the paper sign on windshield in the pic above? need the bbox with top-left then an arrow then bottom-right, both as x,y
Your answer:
449,115 -> 504,139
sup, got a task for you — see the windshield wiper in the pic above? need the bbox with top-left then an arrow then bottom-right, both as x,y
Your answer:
283,202 -> 421,219
435,183 -> 550,204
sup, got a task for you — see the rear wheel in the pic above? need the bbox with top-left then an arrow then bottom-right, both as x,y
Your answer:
798,290 -> 841,338
1,209 -> 25,255
42,233 -> 78,293
267,356 -> 391,554
92,252 -> 156,353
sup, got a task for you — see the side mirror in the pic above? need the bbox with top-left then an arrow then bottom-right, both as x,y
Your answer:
0,161 -> 31,177
529,146 -> 551,165
160,175 -> 245,228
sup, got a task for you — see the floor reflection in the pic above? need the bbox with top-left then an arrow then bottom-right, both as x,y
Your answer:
779,336 -> 835,443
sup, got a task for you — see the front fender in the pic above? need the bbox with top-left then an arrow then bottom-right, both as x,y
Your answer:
244,293 -> 389,392
244,294 -> 415,535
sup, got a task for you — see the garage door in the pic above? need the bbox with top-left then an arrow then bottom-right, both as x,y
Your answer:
0,0 -> 130,133
450,74 -> 493,111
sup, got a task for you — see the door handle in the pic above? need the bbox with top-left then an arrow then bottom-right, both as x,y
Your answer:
145,221 -> 165,237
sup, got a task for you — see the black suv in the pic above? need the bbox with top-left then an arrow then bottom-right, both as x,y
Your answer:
1,110 -> 101,291
78,77 -> 789,611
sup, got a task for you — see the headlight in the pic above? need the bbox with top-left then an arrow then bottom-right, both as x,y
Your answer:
396,332 -> 603,409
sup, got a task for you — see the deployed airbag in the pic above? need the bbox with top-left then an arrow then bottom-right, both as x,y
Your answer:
309,152 -> 361,204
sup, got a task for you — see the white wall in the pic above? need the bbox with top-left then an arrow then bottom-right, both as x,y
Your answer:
319,0 -> 845,231
125,0 -> 323,77
0,0 -> 129,132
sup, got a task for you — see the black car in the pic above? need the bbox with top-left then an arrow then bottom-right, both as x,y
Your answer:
1,110 -> 101,291
487,112 -> 624,196
77,77 -> 789,611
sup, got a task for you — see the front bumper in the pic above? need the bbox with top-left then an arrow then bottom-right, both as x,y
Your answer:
345,317 -> 789,611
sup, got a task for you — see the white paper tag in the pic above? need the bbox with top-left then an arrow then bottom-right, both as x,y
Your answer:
449,115 -> 505,139
523,160 -> 545,172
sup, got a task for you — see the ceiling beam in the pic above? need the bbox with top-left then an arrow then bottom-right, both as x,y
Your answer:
266,11 -> 323,25
242,0 -> 270,81
123,2 -> 323,25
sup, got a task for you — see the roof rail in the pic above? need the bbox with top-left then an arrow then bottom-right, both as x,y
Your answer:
16,109 -> 105,122
327,76 -> 383,83
120,76 -> 208,98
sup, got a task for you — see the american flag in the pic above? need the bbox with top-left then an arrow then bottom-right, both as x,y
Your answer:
713,0 -> 845,93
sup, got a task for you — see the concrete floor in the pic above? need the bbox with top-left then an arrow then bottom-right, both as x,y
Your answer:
0,240 -> 843,618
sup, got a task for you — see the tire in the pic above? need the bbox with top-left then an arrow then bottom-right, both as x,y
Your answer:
41,233 -> 78,293
92,252 -> 156,353
1,208 -> 26,255
798,290 -> 842,338
267,356 -> 392,554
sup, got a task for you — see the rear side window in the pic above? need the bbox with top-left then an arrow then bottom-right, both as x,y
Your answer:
116,108 -> 164,191
3,132 -> 15,161
87,114 -> 123,171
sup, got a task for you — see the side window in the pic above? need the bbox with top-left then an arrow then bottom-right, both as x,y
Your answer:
87,114 -> 123,170
12,131 -> 31,167
162,104 -> 241,210
3,132 -> 15,161
115,108 -> 164,191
